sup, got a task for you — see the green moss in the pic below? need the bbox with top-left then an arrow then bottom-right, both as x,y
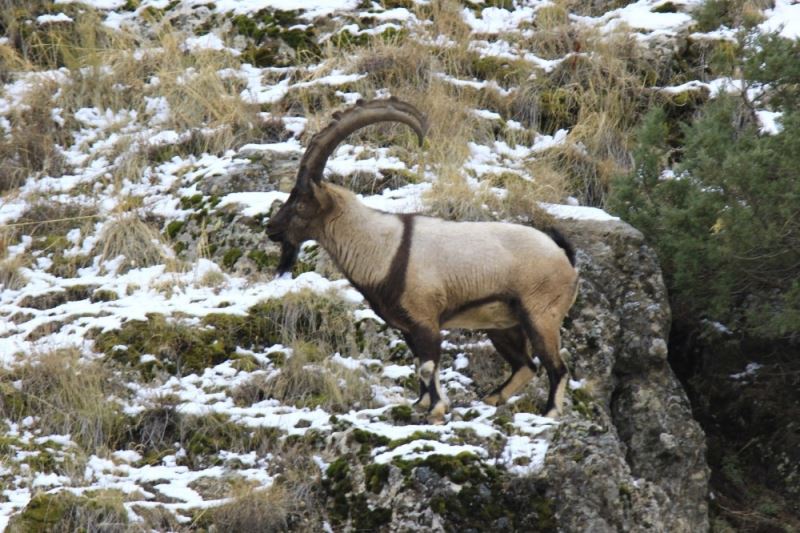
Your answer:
471,55 -> 531,85
182,414 -> 250,464
393,451 -> 493,486
165,220 -> 185,240
180,194 -> 205,210
324,458 -> 353,523
351,429 -> 390,459
268,350 -> 286,367
330,29 -> 370,49
242,43 -> 279,68
6,490 -> 128,533
426,452 -> 495,485
532,496 -> 556,530
571,387 -> 596,419
352,429 -> 390,447
326,457 -> 350,482
493,413 -> 513,433
538,87 -> 580,133
96,291 -> 360,376
387,430 -> 440,451
651,1 -> 677,13
351,494 -> 392,529
232,9 -> 319,66
324,458 -> 392,527
247,249 -> 279,271
364,463 -> 390,494
280,28 -> 318,54
222,248 -> 243,269
90,289 -> 119,302
390,404 -> 413,423
230,354 -> 259,372
94,313 -> 232,376
424,461 -> 555,531
462,409 -> 480,421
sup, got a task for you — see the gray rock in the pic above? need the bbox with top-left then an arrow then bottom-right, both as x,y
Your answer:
550,218 -> 709,532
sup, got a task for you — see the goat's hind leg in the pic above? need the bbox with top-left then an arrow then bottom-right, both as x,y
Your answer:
483,325 -> 537,406
405,327 -> 448,424
516,306 -> 568,418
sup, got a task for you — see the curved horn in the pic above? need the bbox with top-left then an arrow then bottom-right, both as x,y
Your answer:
297,97 -> 428,185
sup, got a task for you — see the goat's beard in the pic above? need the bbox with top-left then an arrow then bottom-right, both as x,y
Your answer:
276,241 -> 299,276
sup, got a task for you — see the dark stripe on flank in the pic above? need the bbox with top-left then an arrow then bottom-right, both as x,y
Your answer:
347,214 -> 415,330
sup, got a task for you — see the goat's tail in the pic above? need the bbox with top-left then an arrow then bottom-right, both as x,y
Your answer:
544,227 -> 576,267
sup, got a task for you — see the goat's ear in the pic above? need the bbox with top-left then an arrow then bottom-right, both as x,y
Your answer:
310,181 -> 334,211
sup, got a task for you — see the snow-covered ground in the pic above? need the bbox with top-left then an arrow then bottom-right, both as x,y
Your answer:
1,0 -> 795,528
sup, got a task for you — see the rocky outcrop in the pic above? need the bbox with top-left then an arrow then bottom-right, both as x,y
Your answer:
549,218 -> 709,532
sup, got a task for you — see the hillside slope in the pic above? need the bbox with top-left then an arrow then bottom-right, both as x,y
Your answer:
1,0 -> 796,530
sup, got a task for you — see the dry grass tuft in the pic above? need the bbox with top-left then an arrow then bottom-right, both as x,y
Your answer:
249,342 -> 373,412
423,170 -> 499,221
200,483 -> 291,533
0,347 -> 125,451
525,2 -> 580,60
14,200 -> 97,238
511,28 -> 664,205
497,173 -> 561,225
93,213 -> 169,273
150,31 -> 260,155
0,81 -> 69,192
427,0 -> 473,43
424,170 -> 560,225
1,4 -> 115,70
265,289 -> 361,352
0,255 -> 28,290
197,268 -> 226,288
296,5 -> 489,177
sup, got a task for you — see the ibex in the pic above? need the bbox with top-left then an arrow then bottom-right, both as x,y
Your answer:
266,98 -> 579,423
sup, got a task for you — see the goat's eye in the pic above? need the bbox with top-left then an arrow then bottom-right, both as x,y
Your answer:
296,200 -> 315,217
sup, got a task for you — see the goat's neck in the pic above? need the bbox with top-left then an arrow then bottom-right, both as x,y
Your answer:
314,186 -> 403,289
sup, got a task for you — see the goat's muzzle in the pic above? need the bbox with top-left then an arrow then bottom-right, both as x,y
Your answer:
266,229 -> 284,243
265,218 -> 285,242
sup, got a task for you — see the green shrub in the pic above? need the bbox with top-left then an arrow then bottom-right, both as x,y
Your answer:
609,35 -> 800,340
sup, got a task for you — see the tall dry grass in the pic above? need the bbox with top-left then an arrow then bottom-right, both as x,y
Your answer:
237,341 -> 373,412
0,347 -> 126,451
92,212 -> 170,273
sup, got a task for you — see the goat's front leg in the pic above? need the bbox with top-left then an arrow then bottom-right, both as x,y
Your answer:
405,327 -> 448,424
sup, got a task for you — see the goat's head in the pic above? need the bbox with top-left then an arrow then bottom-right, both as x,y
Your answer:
266,97 -> 428,274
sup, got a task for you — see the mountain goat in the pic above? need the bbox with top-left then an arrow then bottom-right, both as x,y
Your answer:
266,98 -> 579,423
